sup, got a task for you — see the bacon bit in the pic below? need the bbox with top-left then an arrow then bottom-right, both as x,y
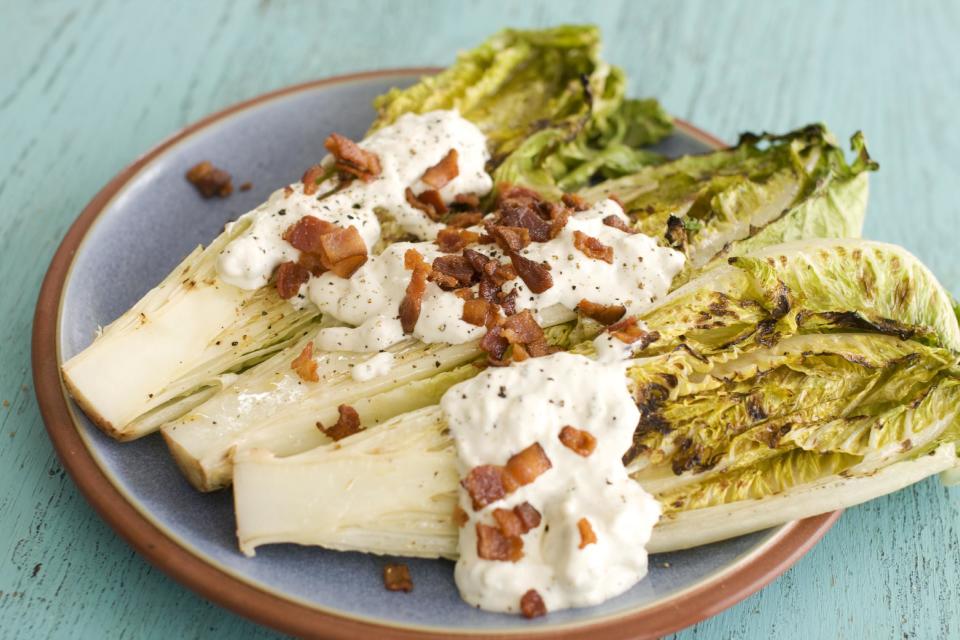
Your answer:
275,261 -> 310,299
421,149 -> 459,189
602,214 -> 635,234
514,502 -> 542,531
559,426 -> 597,457
509,252 -> 553,293
282,215 -> 337,253
577,517 -> 597,549
486,223 -> 531,252
501,310 -> 545,345
520,589 -> 547,619
476,523 -> 523,562
497,184 -> 543,207
576,299 -> 627,325
239,181 -> 253,192
453,288 -> 474,300
319,226 -> 368,277
283,185 -> 294,197
399,249 -> 430,333
546,203 -> 570,239
324,133 -> 381,182
300,164 -> 327,195
319,404 -> 362,441
453,193 -> 481,209
291,342 -> 319,382
493,502 -> 542,537
607,317 -> 661,349
453,505 -> 469,528
383,563 -> 413,592
499,287 -> 518,316
561,193 -> 590,211
462,298 -> 495,326
499,202 -> 552,242
573,230 -> 614,263
445,211 -> 484,228
185,161 -> 233,198
430,255 -> 476,290
505,443 -> 552,487
436,227 -> 480,253
480,324 -> 510,363
510,343 -> 530,362
462,464 -> 518,510
405,188 -> 446,221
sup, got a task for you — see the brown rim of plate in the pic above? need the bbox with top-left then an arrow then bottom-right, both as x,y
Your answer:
31,67 -> 841,640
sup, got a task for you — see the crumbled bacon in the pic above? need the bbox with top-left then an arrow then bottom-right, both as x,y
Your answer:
561,193 -> 590,212
496,184 -> 543,207
573,230 -> 614,263
577,517 -> 597,549
291,342 -> 319,382
576,299 -> 626,325
297,251 -> 327,277
405,188 -> 446,221
300,164 -> 327,196
319,404 -> 362,441
275,261 -> 310,299
462,298 -> 495,327
486,223 -> 531,252
282,215 -> 337,253
399,249 -> 431,333
239,181 -> 252,192
383,563 -> 413,592
324,133 -> 381,182
501,310 -> 546,350
421,149 -> 459,189
493,502 -> 542,537
479,324 -> 510,363
509,252 -> 553,293
504,443 -> 552,487
186,161 -> 233,198
520,589 -> 547,619
498,287 -> 518,316
429,255 -> 476,290
606,317 -> 661,349
559,426 -> 597,457
453,505 -> 469,528
499,201 -> 552,242
445,211 -> 484,228
436,227 -> 480,253
462,464 -> 517,510
318,226 -> 368,277
546,202 -> 570,239
602,214 -> 635,234
476,523 -> 523,562
453,193 -> 481,209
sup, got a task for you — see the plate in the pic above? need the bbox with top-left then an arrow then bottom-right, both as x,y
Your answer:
32,69 -> 840,639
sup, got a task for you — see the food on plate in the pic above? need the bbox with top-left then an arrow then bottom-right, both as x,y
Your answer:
61,24 -> 960,619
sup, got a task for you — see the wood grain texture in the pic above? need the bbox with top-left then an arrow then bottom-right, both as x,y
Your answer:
2,0 -> 958,637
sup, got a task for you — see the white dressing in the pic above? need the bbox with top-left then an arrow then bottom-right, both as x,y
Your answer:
216,110 -> 492,290
441,352 -> 661,615
306,200 -> 684,352
350,351 -> 395,382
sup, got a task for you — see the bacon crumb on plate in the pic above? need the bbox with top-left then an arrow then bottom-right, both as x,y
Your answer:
520,589 -> 547,619
576,299 -> 627,325
476,523 -> 523,562
383,563 -> 414,592
324,132 -> 381,182
185,161 -> 233,198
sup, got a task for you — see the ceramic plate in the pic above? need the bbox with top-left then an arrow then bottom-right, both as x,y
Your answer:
32,69 -> 839,640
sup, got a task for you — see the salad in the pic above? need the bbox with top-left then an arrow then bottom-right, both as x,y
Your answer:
61,25 -> 959,619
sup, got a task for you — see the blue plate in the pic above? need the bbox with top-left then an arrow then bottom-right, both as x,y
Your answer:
36,70 -> 838,639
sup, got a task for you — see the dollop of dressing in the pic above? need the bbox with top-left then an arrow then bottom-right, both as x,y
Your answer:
350,351 -> 395,382
307,200 -> 684,352
441,352 -> 662,614
216,110 -> 492,289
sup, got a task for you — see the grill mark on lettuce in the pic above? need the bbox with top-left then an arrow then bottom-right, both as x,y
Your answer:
796,310 -> 920,342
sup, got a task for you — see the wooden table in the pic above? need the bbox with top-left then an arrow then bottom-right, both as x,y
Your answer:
3,1 -> 958,637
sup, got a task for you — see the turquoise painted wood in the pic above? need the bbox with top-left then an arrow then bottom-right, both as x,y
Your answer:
3,1 -> 959,637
